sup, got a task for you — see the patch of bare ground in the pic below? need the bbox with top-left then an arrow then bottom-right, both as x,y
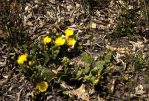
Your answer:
0,0 -> 149,100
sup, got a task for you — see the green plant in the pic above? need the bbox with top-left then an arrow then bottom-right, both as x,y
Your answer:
132,53 -> 148,70
76,51 -> 113,85
17,28 -> 79,93
108,0 -> 149,40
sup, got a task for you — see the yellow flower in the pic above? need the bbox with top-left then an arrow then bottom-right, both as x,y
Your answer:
67,38 -> 76,47
55,37 -> 65,46
17,53 -> 28,65
64,29 -> 74,39
36,81 -> 48,92
43,36 -> 52,44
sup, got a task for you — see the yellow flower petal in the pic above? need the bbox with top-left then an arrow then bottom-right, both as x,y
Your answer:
17,53 -> 28,65
43,36 -> 52,44
67,38 -> 76,47
64,29 -> 74,39
55,37 -> 65,46
36,81 -> 48,92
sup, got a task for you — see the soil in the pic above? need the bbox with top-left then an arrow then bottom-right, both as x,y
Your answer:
0,0 -> 149,100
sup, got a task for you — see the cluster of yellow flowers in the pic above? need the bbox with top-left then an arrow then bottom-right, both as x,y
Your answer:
43,28 -> 76,47
17,53 -> 28,65
17,54 -> 49,92
17,29 -> 77,93
17,29 -> 76,65
17,53 -> 49,92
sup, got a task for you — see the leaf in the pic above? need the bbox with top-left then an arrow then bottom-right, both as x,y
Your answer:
129,40 -> 144,52
106,44 -> 129,54
83,65 -> 90,75
71,84 -> 89,101
84,75 -> 91,81
90,76 -> 99,85
43,52 -> 50,66
87,61 -> 105,85
76,69 -> 83,80
104,51 -> 112,63
35,65 -> 56,82
82,52 -> 93,64
97,61 -> 105,75
52,65 -> 63,74
90,67 -> 98,76
135,84 -> 145,95
93,78 -> 99,85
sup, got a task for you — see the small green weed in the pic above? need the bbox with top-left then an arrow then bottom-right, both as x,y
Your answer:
107,0 -> 149,40
76,51 -> 113,85
125,52 -> 149,71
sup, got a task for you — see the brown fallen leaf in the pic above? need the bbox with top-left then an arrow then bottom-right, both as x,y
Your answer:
52,65 -> 63,74
129,40 -> 144,52
106,44 -> 129,54
135,84 -> 145,95
70,84 -> 89,101
16,88 -> 23,101
98,95 -> 105,101
0,71 -> 13,87
0,29 -> 6,38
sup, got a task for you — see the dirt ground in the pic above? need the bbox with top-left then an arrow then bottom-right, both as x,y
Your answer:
0,0 -> 149,101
